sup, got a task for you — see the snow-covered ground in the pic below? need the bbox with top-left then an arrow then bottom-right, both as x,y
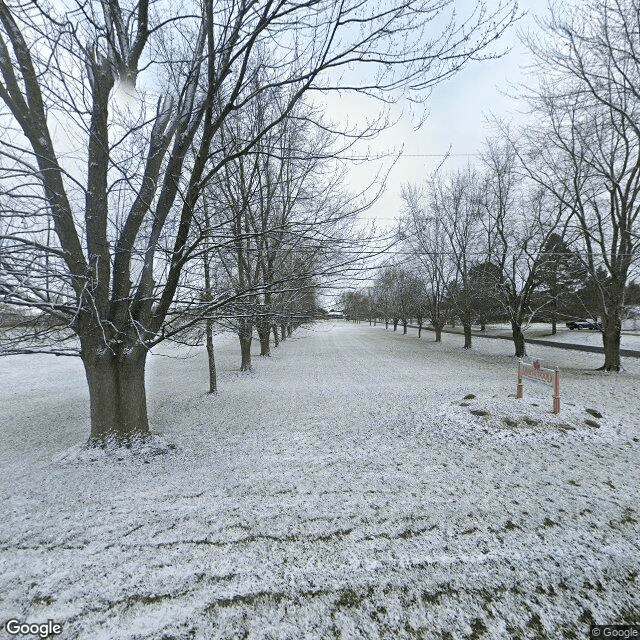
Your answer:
1,321 -> 639,639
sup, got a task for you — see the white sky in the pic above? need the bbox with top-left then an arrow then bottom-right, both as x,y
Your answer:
334,0 -> 548,230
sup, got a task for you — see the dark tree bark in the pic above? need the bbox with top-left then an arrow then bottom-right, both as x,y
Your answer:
418,318 -> 422,338
239,319 -> 253,371
600,287 -> 624,371
287,324 -> 292,337
272,324 -> 279,347
402,319 -> 408,334
511,321 -> 526,357
281,324 -> 287,341
82,345 -> 149,443
434,321 -> 444,342
393,318 -> 398,331
463,322 -> 472,349
205,318 -> 217,393
257,323 -> 271,356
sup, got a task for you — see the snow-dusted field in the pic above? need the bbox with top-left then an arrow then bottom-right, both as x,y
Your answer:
1,321 -> 639,639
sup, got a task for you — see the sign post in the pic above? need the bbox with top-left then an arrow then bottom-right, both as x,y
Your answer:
516,358 -> 560,414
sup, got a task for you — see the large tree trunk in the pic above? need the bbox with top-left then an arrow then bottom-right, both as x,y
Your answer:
511,321 -> 526,357
239,319 -> 252,371
551,316 -> 557,335
272,324 -> 279,347
83,345 -> 150,444
393,318 -> 398,331
434,321 -> 444,342
257,322 -> 271,356
463,322 -> 472,349
402,319 -> 408,334
287,324 -> 292,337
601,315 -> 622,371
205,318 -> 217,393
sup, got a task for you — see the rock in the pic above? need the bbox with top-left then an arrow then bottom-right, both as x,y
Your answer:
585,419 -> 600,428
460,402 -> 470,407
470,409 -> 489,417
464,394 -> 476,400
585,408 -> 603,419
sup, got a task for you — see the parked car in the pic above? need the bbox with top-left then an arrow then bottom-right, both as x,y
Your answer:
566,319 -> 602,330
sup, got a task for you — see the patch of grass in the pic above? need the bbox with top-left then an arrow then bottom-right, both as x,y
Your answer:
335,587 -> 364,609
464,394 -> 476,400
461,527 -> 479,535
469,617 -> 488,639
543,517 -> 558,527
502,417 -> 518,427
620,507 -> 638,525
30,594 -> 55,606
523,417 -> 540,426
585,419 -> 601,428
470,409 -> 489,417
504,520 -> 519,531
526,614 -> 549,639
422,582 -> 456,605
617,606 -> 640,625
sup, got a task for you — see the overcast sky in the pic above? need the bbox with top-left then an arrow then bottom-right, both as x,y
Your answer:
337,0 -> 548,230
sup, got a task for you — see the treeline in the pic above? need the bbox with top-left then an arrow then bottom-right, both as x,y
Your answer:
344,0 -> 640,372
0,0 -> 517,444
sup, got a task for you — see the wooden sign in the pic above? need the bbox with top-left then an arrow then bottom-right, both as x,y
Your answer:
517,358 -> 560,414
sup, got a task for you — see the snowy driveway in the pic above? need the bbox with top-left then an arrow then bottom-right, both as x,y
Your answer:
1,322 -> 639,639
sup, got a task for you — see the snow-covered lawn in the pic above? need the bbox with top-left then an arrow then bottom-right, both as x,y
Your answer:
1,321 -> 639,639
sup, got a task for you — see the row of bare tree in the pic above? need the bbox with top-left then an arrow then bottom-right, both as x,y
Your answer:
343,0 -> 640,371
0,0 -> 517,444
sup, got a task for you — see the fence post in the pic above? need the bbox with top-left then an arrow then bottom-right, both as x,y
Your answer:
553,367 -> 560,414
516,359 -> 523,399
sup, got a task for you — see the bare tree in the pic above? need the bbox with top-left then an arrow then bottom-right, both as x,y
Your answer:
520,0 -> 640,370
480,139 -> 564,357
0,0 -> 518,443
400,185 -> 454,342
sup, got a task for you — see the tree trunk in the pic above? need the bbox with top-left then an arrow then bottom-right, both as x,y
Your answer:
287,324 -> 292,337
393,318 -> 398,331
257,323 -> 270,356
239,319 -> 252,371
83,346 -> 150,444
601,315 -> 622,371
480,320 -> 486,331
511,321 -> 526,357
463,322 -> 472,349
551,316 -> 557,335
281,324 -> 287,341
385,318 -> 389,330
418,320 -> 422,338
206,318 -> 217,393
272,324 -> 279,347
402,319 -> 408,334
434,322 -> 443,342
